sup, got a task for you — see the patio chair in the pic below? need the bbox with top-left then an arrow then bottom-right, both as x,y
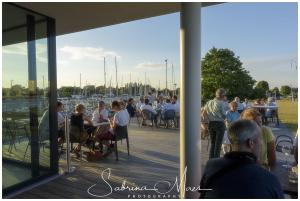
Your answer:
112,125 -> 129,161
275,134 -> 294,146
3,120 -> 17,153
140,109 -> 156,129
161,109 -> 176,129
275,140 -> 294,154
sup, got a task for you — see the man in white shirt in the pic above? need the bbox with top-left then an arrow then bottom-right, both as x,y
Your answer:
242,98 -> 252,109
136,97 -> 145,111
92,101 -> 109,124
171,95 -> 180,115
234,97 -> 244,113
140,99 -> 157,115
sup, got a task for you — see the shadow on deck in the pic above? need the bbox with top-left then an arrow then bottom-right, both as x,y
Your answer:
14,122 -> 180,199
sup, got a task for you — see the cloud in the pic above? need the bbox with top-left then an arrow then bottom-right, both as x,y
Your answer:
241,54 -> 298,88
59,46 -> 120,61
242,55 -> 298,70
136,62 -> 165,69
3,42 -> 48,63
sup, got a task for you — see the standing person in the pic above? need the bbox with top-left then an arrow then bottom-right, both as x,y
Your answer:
222,96 -> 230,112
243,98 -> 252,109
126,98 -> 136,118
200,120 -> 284,199
203,88 -> 226,158
234,97 -> 244,113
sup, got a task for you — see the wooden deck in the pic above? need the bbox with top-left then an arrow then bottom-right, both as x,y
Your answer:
13,121 -> 183,198
7,120 -> 294,198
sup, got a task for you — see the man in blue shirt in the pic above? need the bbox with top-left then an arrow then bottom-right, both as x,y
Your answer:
200,120 -> 284,199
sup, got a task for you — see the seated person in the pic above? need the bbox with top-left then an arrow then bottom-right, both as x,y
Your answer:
241,108 -> 276,169
92,101 -> 109,124
96,101 -> 130,154
161,99 -> 175,118
200,120 -> 284,199
171,95 -> 180,117
70,104 -> 90,157
136,97 -> 145,111
223,101 -> 240,153
126,98 -> 136,118
141,98 -> 158,126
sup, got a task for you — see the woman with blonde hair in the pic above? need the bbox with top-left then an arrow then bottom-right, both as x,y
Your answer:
241,108 -> 276,169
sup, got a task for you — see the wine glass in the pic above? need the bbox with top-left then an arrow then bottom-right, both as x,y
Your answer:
282,145 -> 292,169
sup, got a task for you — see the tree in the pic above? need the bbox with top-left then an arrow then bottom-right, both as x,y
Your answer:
271,87 -> 280,97
255,81 -> 269,92
280,85 -> 291,96
201,47 -> 256,102
252,81 -> 270,99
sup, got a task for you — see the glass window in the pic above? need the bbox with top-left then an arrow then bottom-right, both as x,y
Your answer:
3,3 -> 55,193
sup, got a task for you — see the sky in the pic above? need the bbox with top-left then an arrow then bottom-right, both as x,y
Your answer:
3,2 -> 298,89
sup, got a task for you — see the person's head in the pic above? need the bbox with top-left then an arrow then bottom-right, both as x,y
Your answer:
128,98 -> 134,104
75,104 -> 85,114
144,98 -> 150,105
234,97 -> 240,103
111,101 -> 121,112
140,97 -> 145,103
229,101 -> 238,112
228,120 -> 262,158
98,101 -> 105,110
172,95 -> 178,101
240,108 -> 262,127
57,101 -> 63,112
244,98 -> 248,103
215,88 -> 226,100
119,101 -> 126,109
166,99 -> 171,103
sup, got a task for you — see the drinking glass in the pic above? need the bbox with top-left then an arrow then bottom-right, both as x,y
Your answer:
282,145 -> 292,169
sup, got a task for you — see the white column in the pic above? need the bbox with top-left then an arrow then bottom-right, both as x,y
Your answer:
180,2 -> 202,199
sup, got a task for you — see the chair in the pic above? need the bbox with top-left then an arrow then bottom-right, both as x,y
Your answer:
161,110 -> 176,129
140,109 -> 155,129
112,125 -> 129,161
69,125 -> 88,159
275,135 -> 294,146
275,140 -> 294,154
3,120 -> 17,153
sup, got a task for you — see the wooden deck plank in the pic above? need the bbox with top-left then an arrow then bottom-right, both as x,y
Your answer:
13,123 -> 181,198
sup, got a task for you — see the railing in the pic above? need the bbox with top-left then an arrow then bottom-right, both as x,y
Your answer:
64,116 -> 75,173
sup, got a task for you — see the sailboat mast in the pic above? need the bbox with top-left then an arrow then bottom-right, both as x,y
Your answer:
115,56 -> 118,97
104,57 -> 106,96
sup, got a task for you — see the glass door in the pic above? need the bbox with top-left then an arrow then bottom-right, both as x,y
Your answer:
2,3 -> 58,195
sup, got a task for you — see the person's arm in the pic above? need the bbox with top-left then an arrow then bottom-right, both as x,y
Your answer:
83,115 -> 93,125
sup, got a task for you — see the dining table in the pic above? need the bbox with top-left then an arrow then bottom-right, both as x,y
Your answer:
271,161 -> 298,198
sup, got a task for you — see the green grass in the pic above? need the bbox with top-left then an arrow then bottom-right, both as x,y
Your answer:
277,99 -> 298,135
